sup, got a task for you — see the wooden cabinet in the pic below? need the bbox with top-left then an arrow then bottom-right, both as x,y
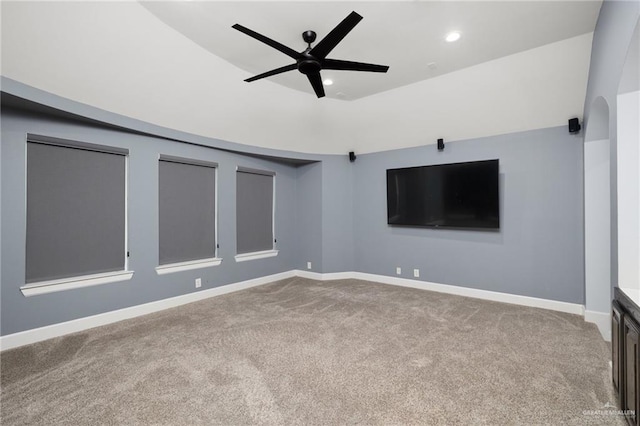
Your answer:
613,288 -> 640,426
625,315 -> 640,425
614,301 -> 622,396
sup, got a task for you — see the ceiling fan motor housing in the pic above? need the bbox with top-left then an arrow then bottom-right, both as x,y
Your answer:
298,52 -> 321,75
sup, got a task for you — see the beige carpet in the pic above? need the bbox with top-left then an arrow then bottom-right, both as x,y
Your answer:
0,278 -> 624,425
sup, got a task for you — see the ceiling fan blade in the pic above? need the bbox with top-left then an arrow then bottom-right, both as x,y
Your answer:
244,64 -> 297,82
323,59 -> 389,73
309,11 -> 362,60
232,24 -> 302,60
306,71 -> 325,98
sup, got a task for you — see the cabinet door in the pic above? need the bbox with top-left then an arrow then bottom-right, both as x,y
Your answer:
613,302 -> 622,396
624,315 -> 640,425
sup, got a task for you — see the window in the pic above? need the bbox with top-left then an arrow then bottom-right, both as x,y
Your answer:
22,134 -> 132,296
235,167 -> 277,262
156,155 -> 220,274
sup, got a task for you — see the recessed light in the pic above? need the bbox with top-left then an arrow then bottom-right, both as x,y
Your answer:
323,78 -> 333,86
445,31 -> 461,42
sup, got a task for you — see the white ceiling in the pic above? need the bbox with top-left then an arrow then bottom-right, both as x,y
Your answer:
1,1 -> 598,154
141,1 -> 602,101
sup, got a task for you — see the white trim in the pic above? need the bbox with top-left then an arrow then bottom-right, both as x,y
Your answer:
2,270 -> 295,351
585,310 -> 611,342
293,270 -> 585,316
352,272 -> 585,316
124,154 -> 130,271
20,270 -> 134,297
234,249 -> 279,262
294,270 -> 353,281
272,173 -> 276,251
215,166 -> 219,258
155,257 -> 222,275
3,269 -> 591,352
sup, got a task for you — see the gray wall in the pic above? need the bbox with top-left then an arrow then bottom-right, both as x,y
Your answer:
1,75 -> 591,336
1,103 -> 588,336
1,106 -> 300,335
295,162 -> 323,272
352,127 -> 585,304
294,156 -> 355,274
583,0 -> 640,288
321,156 -> 355,273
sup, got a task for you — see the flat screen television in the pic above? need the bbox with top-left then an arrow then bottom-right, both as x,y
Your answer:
386,159 -> 499,229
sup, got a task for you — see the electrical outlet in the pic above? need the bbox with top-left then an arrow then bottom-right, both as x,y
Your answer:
413,269 -> 420,278
195,278 -> 202,288
307,261 -> 312,270
396,267 -> 402,275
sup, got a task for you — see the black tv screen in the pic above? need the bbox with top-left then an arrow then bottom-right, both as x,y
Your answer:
387,159 -> 499,229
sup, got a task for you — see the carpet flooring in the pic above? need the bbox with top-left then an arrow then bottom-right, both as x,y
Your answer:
0,278 -> 624,425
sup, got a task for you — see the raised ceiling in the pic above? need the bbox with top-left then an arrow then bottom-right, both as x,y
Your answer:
142,1 -> 602,100
1,1 -> 600,154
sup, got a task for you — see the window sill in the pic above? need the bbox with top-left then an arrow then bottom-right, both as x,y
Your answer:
234,250 -> 279,263
20,270 -> 134,297
155,257 -> 222,275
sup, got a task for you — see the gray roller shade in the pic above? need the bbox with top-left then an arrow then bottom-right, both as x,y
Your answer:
159,157 -> 216,265
236,168 -> 274,254
26,140 -> 127,283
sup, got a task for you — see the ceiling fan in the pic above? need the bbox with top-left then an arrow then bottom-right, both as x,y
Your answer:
232,11 -> 389,98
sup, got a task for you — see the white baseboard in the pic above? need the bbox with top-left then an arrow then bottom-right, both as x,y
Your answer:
297,270 -> 585,316
0,270 -> 296,351
351,272 -> 585,316
585,310 -> 611,342
0,269 -> 594,351
293,270 -> 354,281
308,271 -> 601,337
